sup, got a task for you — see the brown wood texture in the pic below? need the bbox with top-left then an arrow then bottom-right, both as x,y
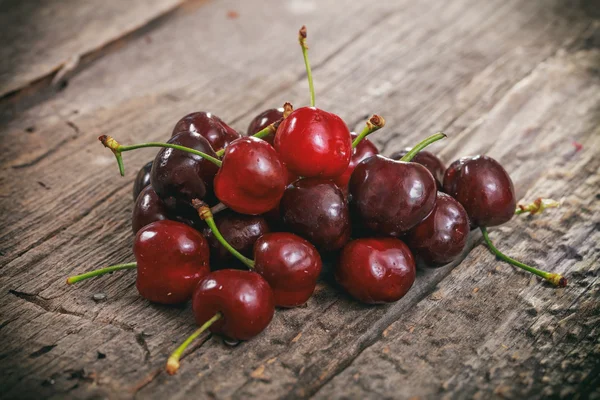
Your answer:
0,0 -> 599,399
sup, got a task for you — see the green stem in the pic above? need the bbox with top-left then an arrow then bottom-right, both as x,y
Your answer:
194,201 -> 255,269
299,26 -> 315,107
66,262 -> 137,284
99,135 -> 222,176
166,312 -> 222,375
400,132 -> 446,162
215,120 -> 282,157
480,227 -> 566,287
352,115 -> 386,148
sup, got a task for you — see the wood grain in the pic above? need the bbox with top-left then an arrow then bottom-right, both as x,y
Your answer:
0,0 -> 598,398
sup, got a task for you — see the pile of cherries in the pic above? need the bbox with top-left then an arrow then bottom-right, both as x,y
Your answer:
67,27 -> 565,375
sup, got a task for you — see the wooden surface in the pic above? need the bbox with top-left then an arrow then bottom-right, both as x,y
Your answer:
0,0 -> 599,399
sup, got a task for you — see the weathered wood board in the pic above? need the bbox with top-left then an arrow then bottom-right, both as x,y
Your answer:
0,0 -> 598,399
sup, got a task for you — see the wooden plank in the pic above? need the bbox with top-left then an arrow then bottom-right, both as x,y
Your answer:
0,0 -> 185,99
0,0 -> 598,398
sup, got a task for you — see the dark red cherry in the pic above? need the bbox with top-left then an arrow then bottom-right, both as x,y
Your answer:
247,108 -> 284,145
407,192 -> 470,265
200,210 -> 270,269
253,232 -> 322,307
275,107 -> 352,179
134,220 -> 210,304
132,186 -> 169,234
214,136 -> 287,215
390,149 -> 445,189
172,112 -> 241,151
332,132 -> 379,192
336,237 -> 416,304
443,155 -> 516,227
133,161 -> 153,201
192,269 -> 274,340
151,132 -> 220,215
280,178 -> 351,251
349,155 -> 437,236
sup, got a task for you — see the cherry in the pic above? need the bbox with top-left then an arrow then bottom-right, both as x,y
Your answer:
279,178 -> 350,251
407,192 -> 469,265
274,27 -> 352,179
443,155 -> 515,227
336,237 -> 416,304
247,108 -> 284,145
350,133 -> 446,236
200,209 -> 270,269
197,202 -> 322,307
172,112 -> 241,151
390,149 -> 445,189
166,269 -> 274,374
132,161 -> 153,201
214,136 -> 287,215
132,185 -> 169,234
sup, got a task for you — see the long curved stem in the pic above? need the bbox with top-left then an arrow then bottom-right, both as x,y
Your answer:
193,200 -> 255,269
400,132 -> 446,162
166,313 -> 222,375
66,262 -> 137,285
299,26 -> 315,107
99,135 -> 222,176
352,115 -> 386,148
215,117 -> 284,157
481,227 -> 566,287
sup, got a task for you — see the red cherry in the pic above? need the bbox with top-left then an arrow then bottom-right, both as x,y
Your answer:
134,220 -> 210,304
133,161 -> 153,201
172,112 -> 241,151
336,238 -> 416,304
247,108 -> 284,145
192,269 -> 274,340
333,132 -> 379,191
132,185 -> 169,234
275,107 -> 352,179
214,136 -> 287,215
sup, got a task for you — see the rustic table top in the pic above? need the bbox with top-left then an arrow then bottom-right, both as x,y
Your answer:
1,0 -> 599,399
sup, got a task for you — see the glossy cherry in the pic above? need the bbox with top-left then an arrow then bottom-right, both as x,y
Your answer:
134,220 -> 210,304
197,203 -> 322,307
200,210 -> 270,269
247,108 -> 284,145
133,161 -> 153,201
172,112 -> 241,151
333,132 -> 379,192
214,136 -> 287,215
443,155 -> 516,227
336,238 -> 416,304
407,192 -> 470,265
280,178 -> 351,251
132,185 -> 169,234
390,149 -> 445,189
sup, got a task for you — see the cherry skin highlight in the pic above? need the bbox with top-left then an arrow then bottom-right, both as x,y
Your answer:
253,232 -> 322,307
133,161 -> 153,201
333,132 -> 379,192
192,269 -> 274,340
214,136 -> 287,215
247,108 -> 284,145
390,149 -> 445,189
200,210 -> 270,269
275,107 -> 352,179
443,155 -> 516,227
407,192 -> 470,265
336,237 -> 416,304
349,155 -> 437,236
172,112 -> 241,152
132,186 -> 169,234
280,178 -> 351,251
134,220 -> 210,304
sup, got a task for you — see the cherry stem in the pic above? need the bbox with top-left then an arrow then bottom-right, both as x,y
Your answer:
515,198 -> 560,215
214,117 -> 284,157
66,262 -> 137,285
299,26 -> 315,107
99,135 -> 222,176
166,312 -> 222,375
352,115 -> 386,148
399,132 -> 446,162
211,202 -> 228,215
480,227 -> 566,287
193,200 -> 255,269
